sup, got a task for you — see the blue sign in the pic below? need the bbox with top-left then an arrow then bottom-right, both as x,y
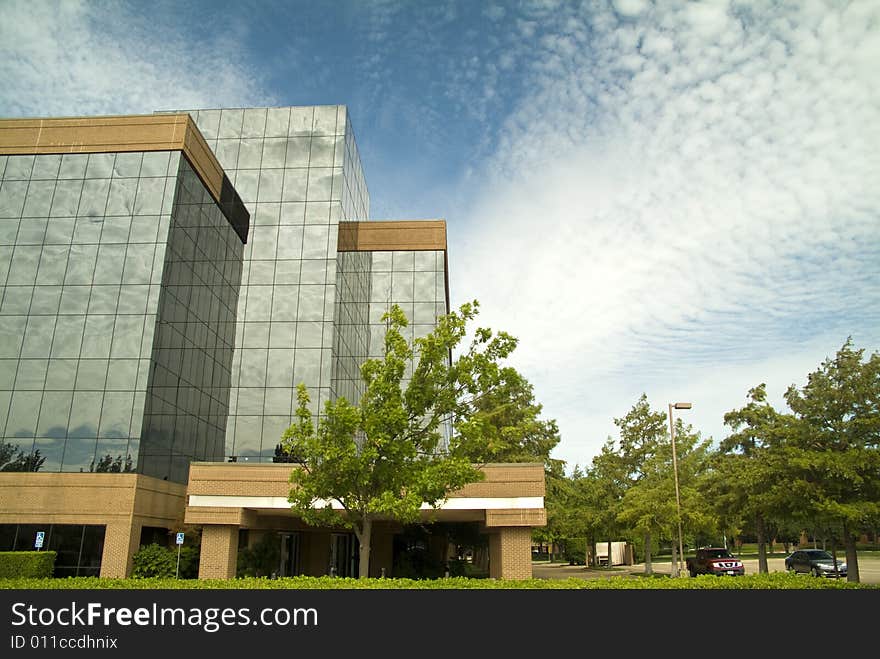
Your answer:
175,532 -> 185,545
34,532 -> 45,549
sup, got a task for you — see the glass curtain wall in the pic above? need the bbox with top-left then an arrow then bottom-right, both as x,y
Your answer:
185,106 -> 370,463
0,150 -> 243,482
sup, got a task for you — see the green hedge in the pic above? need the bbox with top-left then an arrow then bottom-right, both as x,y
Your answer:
0,572 -> 876,589
132,543 -> 199,579
0,551 -> 56,578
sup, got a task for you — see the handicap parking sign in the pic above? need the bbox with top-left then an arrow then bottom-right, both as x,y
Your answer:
176,532 -> 185,545
35,531 -> 45,549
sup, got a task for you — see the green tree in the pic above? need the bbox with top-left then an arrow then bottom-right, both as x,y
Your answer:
783,338 -> 880,583
449,366 -> 565,558
0,442 -> 45,472
281,301 -> 519,578
568,441 -> 627,567
669,420 -> 717,559
90,454 -> 133,473
534,460 -> 573,561
612,394 -> 667,574
617,413 -> 714,576
714,383 -> 793,573
453,367 -> 561,466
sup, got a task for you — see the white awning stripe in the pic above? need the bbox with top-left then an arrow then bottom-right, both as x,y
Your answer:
188,495 -> 544,511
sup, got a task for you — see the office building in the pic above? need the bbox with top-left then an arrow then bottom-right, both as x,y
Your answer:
0,108 -> 543,580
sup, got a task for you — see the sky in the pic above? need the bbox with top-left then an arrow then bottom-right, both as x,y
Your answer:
2,0 -> 878,471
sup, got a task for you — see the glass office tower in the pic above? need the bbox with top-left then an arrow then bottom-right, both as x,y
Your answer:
0,115 -> 246,483
184,106 -> 451,462
183,106 -> 372,462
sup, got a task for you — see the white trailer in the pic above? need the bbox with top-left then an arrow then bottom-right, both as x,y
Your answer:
595,541 -> 632,566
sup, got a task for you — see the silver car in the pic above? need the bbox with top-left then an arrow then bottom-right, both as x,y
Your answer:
784,549 -> 847,578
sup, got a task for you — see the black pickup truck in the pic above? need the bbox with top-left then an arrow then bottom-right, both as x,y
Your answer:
686,547 -> 745,577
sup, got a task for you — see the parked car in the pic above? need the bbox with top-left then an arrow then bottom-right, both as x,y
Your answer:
686,547 -> 745,577
784,549 -> 847,577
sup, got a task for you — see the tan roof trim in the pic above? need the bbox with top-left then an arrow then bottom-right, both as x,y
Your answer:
337,219 -> 450,313
0,114 -> 223,203
337,220 -> 446,252
0,114 -> 249,242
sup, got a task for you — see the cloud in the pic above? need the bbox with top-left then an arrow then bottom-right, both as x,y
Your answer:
2,0 -> 876,473
613,0 -> 650,20
0,0 -> 272,117
451,0 -> 880,469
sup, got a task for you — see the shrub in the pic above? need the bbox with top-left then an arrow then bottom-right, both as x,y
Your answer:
132,544 -> 175,578
237,532 -> 280,577
176,546 -> 200,579
0,551 -> 56,578
132,543 -> 199,579
563,538 -> 587,565
0,572 -> 877,590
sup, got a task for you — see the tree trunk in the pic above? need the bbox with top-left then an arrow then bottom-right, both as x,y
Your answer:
644,531 -> 653,576
756,515 -> 769,574
830,536 -> 839,577
671,542 -> 678,577
606,540 -> 612,568
843,522 -> 861,583
357,517 -> 372,579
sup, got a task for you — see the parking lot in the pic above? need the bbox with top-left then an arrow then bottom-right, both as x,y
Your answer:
532,554 -> 880,584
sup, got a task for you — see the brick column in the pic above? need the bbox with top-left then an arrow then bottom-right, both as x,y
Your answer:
489,527 -> 533,580
100,519 -> 141,578
199,525 -> 239,579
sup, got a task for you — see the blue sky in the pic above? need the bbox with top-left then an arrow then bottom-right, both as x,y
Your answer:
2,0 -> 878,471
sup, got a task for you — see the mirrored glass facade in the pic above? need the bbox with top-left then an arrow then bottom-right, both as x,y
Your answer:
1,108 -> 452,474
185,106 -> 372,461
179,106 -> 453,462
0,150 -> 243,482
368,249 -> 451,449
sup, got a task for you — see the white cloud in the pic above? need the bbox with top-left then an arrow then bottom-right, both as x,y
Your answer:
0,0 -> 271,117
451,0 -> 880,470
682,0 -> 732,38
613,0 -> 650,20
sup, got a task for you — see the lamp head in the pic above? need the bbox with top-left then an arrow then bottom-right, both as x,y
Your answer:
673,402 -> 692,409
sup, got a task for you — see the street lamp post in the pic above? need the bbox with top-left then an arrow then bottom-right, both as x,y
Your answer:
668,402 -> 692,578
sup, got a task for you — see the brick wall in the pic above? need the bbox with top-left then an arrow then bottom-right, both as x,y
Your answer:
489,527 -> 533,580
198,525 -> 239,579
0,472 -> 185,578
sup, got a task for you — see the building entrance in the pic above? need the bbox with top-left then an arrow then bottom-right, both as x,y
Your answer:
329,533 -> 358,577
279,532 -> 301,576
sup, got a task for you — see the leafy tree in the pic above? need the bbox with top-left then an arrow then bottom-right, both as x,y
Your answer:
0,442 -> 14,470
783,339 -> 880,582
449,366 -> 565,556
0,442 -> 45,472
281,301 -> 519,578
272,443 -> 301,463
616,412 -> 714,576
533,460 -> 573,561
713,383 -> 794,573
567,442 -> 626,567
668,420 -> 717,556
453,367 -> 562,467
90,454 -> 133,473
612,394 -> 667,574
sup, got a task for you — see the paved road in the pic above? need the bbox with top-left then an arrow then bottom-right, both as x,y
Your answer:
532,556 -> 880,584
